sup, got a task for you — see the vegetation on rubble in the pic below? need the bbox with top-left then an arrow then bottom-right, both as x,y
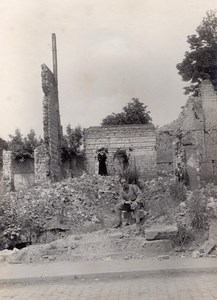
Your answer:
7,129 -> 41,160
173,224 -> 194,248
101,98 -> 152,126
188,184 -> 217,229
188,190 -> 208,229
177,10 -> 217,95
169,181 -> 187,203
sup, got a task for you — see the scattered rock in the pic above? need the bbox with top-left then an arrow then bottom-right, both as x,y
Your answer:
158,255 -> 170,260
123,256 -> 130,260
199,240 -> 216,256
48,256 -> 56,261
145,225 -> 178,241
192,250 -> 200,258
109,232 -> 124,239
103,257 -> 113,261
142,239 -> 173,253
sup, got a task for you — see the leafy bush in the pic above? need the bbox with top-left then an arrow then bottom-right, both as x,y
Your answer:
188,190 -> 208,229
0,192 -> 45,249
169,179 -> 187,203
174,224 -> 194,247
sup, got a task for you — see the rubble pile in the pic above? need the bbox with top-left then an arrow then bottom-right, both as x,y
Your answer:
1,174 -> 217,262
0,174 -> 120,249
0,174 -> 185,250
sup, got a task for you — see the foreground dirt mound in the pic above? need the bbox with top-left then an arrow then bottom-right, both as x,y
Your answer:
2,225 -> 178,264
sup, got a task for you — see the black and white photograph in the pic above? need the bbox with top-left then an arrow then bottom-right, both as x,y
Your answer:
0,0 -> 217,299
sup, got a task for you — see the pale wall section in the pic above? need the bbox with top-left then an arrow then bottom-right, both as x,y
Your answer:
13,158 -> 34,191
83,124 -> 157,178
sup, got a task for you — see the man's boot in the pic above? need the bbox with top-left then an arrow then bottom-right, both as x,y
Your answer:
114,206 -> 122,228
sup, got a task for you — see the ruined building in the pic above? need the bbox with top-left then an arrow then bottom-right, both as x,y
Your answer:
1,35 -> 217,191
83,80 -> 217,188
83,124 -> 156,178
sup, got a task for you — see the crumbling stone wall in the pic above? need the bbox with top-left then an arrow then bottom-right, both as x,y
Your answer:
83,124 -> 157,178
0,138 -> 8,168
157,80 -> 217,188
34,144 -> 49,183
2,152 -> 34,192
35,64 -> 62,183
200,80 -> 217,183
2,150 -> 14,192
0,138 -> 8,194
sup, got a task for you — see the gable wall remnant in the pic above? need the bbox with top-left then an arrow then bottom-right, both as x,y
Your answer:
83,124 -> 157,178
34,64 -> 62,183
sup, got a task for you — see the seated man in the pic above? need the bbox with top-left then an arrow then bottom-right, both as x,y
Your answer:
114,178 -> 143,228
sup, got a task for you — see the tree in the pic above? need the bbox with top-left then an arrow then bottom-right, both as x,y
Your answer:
101,98 -> 152,125
61,125 -> 83,162
177,10 -> 217,95
23,129 -> 41,155
8,129 -> 41,160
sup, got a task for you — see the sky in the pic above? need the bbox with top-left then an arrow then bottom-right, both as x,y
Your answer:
0,0 -> 217,140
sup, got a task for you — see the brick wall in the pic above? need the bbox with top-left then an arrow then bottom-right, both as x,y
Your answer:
201,80 -> 217,130
200,80 -> 217,183
34,144 -> 49,183
35,64 -> 62,183
83,124 -> 157,178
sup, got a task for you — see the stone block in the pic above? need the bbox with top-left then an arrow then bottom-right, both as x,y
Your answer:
192,250 -> 201,258
145,225 -> 178,241
200,239 -> 216,256
209,221 -> 217,241
142,239 -> 173,253
109,231 -> 124,239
